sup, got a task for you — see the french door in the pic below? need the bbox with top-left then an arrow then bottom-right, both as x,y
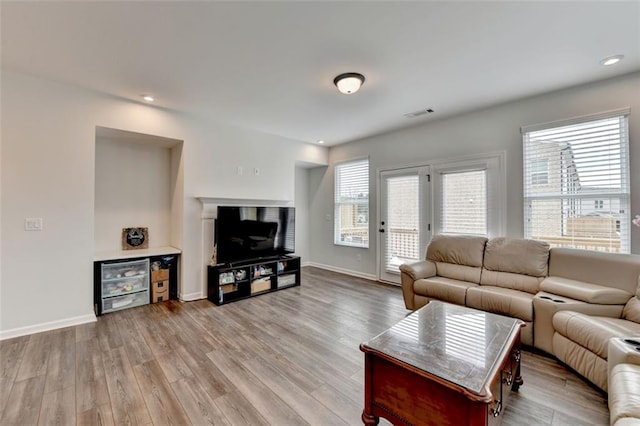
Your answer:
378,166 -> 431,283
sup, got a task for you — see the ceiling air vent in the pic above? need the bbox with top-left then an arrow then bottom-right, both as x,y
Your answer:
404,108 -> 434,118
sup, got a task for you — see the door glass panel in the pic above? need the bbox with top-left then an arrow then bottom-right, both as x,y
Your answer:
385,175 -> 420,272
441,170 -> 487,235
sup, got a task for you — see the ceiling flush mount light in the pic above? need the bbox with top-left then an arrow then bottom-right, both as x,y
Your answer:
333,72 -> 365,95
141,94 -> 155,102
600,55 -> 624,66
317,140 -> 325,144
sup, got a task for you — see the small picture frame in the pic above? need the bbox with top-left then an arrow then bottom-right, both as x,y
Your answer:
122,227 -> 149,250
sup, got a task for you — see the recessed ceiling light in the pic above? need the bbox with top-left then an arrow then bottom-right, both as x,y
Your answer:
317,140 -> 325,144
141,95 -> 155,102
600,55 -> 624,66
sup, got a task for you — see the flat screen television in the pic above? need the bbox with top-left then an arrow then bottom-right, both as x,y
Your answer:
215,206 -> 295,264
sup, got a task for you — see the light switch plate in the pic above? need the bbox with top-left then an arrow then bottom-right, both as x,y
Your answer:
25,217 -> 43,231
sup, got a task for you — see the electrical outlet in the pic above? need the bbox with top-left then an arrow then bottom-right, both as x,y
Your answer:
237,166 -> 244,175
25,217 -> 43,231
356,254 -> 362,262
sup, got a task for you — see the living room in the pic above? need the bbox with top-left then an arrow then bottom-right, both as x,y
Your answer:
1,1 -> 639,425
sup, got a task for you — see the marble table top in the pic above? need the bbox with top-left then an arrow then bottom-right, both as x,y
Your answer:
361,301 -> 523,396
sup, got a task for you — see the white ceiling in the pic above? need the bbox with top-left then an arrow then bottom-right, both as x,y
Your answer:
2,1 -> 639,146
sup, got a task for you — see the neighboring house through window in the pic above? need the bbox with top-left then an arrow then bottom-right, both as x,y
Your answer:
522,110 -> 630,253
335,158 -> 369,247
530,160 -> 549,185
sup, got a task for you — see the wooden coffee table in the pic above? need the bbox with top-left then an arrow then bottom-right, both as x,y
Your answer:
360,301 -> 524,425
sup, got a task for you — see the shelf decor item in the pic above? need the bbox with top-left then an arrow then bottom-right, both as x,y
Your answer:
122,227 -> 149,250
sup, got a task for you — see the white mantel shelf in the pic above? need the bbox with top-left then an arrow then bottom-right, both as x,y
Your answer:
196,197 -> 293,206
94,246 -> 181,262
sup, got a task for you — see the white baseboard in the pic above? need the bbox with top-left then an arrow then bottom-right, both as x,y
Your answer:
0,313 -> 97,341
304,262 -> 378,282
180,291 -> 205,302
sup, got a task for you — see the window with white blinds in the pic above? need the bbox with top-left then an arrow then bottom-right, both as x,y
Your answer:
431,153 -> 504,238
523,111 -> 630,253
441,170 -> 487,235
335,158 -> 369,247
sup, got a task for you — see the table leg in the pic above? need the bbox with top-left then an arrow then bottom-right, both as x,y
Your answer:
362,352 -> 380,425
512,349 -> 523,391
362,411 -> 380,425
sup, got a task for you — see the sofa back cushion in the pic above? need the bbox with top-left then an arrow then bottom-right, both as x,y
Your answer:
481,270 -> 544,294
548,248 -> 640,296
480,238 -> 549,293
426,235 -> 487,284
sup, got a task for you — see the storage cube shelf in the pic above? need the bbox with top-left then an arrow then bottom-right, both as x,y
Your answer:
103,290 -> 150,314
99,258 -> 150,314
208,255 -> 301,305
93,249 -> 181,316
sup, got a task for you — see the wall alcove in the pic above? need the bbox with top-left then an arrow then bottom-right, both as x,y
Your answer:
93,126 -> 184,281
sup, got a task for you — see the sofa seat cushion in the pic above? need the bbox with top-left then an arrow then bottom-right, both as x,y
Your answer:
609,363 -> 640,426
465,286 -> 534,322
613,418 -> 640,426
414,277 -> 478,306
552,311 -> 640,359
553,333 -> 609,391
541,276 -> 632,305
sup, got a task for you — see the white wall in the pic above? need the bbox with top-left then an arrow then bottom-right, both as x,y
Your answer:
308,72 -> 640,277
294,166 -> 310,263
94,138 -> 173,252
0,70 -> 328,337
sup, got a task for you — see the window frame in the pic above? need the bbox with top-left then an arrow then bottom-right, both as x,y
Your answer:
334,157 -> 370,248
431,152 -> 505,238
521,109 -> 630,253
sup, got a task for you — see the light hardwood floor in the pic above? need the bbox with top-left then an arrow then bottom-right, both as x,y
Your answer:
1,267 -> 609,425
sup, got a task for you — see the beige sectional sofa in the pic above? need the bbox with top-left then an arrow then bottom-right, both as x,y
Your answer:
400,235 -> 549,346
400,234 -> 640,423
608,337 -> 640,425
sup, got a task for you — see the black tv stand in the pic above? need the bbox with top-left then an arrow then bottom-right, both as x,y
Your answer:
207,255 -> 300,305
226,255 -> 280,268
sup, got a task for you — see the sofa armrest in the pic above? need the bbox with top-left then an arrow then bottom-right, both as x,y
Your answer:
608,337 -> 640,378
399,260 -> 436,310
540,276 -> 632,305
399,260 -> 436,281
